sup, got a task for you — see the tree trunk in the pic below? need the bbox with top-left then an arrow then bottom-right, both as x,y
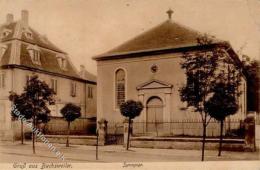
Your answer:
201,122 -> 207,161
126,118 -> 131,150
218,120 -> 224,156
66,121 -> 70,147
21,120 -> 24,144
32,116 -> 36,154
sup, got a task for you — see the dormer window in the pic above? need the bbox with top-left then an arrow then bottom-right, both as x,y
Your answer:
56,55 -> 67,70
0,44 -> 7,60
2,32 -> 8,37
22,28 -> 33,39
27,45 -> 41,65
1,29 -> 12,39
25,32 -> 32,39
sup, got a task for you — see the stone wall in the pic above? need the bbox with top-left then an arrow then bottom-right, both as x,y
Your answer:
45,117 -> 96,135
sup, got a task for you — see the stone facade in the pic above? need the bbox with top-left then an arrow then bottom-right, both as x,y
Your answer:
94,16 -> 247,137
96,52 -> 247,122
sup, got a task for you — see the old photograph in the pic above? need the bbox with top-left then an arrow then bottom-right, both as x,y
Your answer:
0,0 -> 259,169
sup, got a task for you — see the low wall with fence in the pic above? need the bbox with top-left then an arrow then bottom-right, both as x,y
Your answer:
130,136 -> 245,151
132,119 -> 244,138
44,116 -> 96,135
104,118 -> 244,145
11,120 -> 32,140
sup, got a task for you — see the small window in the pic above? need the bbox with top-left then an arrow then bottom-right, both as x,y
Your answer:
50,79 -> 58,94
57,55 -> 67,70
71,81 -> 77,97
88,86 -> 93,98
0,104 -> 5,122
32,50 -> 40,63
0,72 -> 6,89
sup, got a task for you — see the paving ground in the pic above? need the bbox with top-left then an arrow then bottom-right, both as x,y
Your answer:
0,140 -> 259,163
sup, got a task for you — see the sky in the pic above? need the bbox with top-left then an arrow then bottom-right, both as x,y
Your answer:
0,0 -> 259,75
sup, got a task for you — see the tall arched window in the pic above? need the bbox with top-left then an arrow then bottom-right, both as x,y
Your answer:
115,69 -> 125,108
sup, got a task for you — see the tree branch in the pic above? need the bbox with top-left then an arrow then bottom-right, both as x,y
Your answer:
206,117 -> 212,126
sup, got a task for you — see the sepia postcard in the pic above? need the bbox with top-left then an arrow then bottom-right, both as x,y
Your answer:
0,0 -> 259,169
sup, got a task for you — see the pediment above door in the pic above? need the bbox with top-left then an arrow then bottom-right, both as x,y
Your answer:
136,79 -> 173,90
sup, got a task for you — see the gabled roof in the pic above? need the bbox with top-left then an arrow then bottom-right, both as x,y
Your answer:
94,20 -> 219,60
0,22 -> 64,53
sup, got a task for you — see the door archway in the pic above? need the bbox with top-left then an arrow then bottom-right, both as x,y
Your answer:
146,96 -> 163,133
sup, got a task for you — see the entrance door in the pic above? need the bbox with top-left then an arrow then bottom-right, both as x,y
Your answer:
146,97 -> 163,135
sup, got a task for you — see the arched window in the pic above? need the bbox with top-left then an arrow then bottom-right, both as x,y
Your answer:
115,69 -> 125,108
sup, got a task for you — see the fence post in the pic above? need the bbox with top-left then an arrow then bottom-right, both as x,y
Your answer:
244,112 -> 256,151
256,113 -> 260,151
97,119 -> 107,146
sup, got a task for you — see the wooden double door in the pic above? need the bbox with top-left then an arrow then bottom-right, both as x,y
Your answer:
146,97 -> 163,134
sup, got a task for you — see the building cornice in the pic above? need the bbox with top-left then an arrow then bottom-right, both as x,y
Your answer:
1,38 -> 67,54
93,43 -> 226,61
1,64 -> 97,85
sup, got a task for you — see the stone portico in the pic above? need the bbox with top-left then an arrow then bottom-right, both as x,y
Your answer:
137,79 -> 172,124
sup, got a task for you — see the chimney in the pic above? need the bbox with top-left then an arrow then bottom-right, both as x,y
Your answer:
6,13 -> 14,24
21,10 -> 29,27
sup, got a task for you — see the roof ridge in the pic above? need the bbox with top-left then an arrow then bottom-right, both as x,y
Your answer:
94,19 -> 223,60
104,20 -> 170,54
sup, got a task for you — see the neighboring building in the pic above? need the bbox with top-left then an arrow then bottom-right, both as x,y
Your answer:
93,11 -> 247,136
0,10 -> 96,140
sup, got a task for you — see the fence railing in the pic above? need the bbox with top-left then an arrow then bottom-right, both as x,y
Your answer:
44,116 -> 96,135
132,119 -> 244,138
